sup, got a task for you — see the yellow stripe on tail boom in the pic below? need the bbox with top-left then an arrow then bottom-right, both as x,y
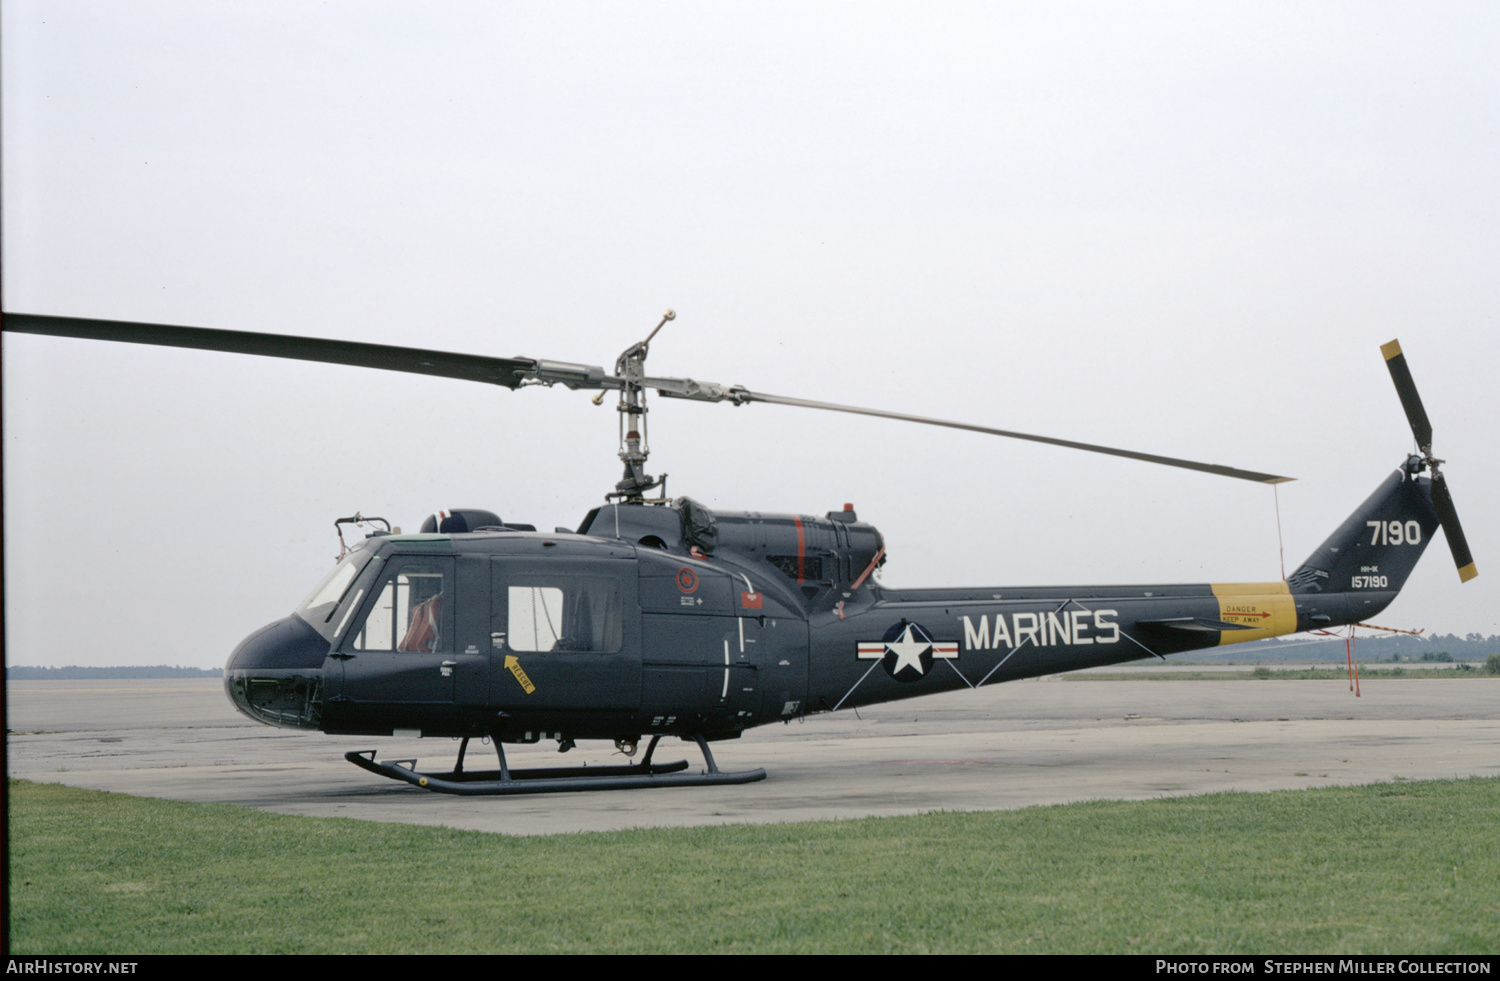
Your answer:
1210,581 -> 1297,645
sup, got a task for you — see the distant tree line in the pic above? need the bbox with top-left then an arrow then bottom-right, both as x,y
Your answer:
7,633 -> 1499,676
6,665 -> 223,680
1199,632 -> 1500,663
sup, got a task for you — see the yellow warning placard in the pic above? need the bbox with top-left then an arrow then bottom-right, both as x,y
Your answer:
1211,581 -> 1296,645
504,655 -> 536,694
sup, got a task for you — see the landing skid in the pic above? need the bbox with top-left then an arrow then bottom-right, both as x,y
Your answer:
345,733 -> 767,796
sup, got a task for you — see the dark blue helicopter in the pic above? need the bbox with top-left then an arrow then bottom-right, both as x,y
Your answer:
2,312 -> 1475,795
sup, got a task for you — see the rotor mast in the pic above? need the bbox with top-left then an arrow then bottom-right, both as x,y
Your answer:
608,308 -> 675,502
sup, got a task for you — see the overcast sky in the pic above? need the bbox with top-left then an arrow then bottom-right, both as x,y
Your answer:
5,2 -> 1498,669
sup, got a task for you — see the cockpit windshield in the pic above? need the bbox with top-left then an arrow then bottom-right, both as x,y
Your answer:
296,548 -> 373,625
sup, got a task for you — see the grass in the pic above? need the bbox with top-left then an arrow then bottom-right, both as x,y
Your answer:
8,777 -> 1499,954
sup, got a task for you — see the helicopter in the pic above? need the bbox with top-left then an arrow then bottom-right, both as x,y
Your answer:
1,310 -> 1477,795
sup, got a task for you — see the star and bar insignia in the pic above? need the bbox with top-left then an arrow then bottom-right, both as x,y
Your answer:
857,621 -> 957,683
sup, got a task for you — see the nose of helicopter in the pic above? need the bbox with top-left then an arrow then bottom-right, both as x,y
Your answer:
224,614 -> 330,730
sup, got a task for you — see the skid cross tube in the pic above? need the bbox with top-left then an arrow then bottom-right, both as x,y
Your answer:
344,734 -> 766,796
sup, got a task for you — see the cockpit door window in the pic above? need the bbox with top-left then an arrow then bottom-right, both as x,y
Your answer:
348,561 -> 450,653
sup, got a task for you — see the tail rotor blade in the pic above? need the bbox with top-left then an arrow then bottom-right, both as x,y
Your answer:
1430,471 -> 1478,582
1382,339 -> 1433,451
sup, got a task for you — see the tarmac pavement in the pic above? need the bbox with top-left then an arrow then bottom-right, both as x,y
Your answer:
7,675 -> 1498,835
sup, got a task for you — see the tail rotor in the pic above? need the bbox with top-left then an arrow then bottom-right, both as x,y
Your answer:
1382,340 -> 1477,582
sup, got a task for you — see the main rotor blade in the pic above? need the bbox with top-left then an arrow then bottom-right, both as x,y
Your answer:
3,313 -> 537,389
738,390 -> 1294,484
6,311 -> 1293,483
1430,471 -> 1478,582
1381,339 -> 1433,451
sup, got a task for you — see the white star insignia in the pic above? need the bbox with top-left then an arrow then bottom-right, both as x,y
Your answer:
885,624 -> 931,676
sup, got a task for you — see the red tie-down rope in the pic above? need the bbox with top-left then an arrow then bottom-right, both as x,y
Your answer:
1309,622 -> 1425,697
